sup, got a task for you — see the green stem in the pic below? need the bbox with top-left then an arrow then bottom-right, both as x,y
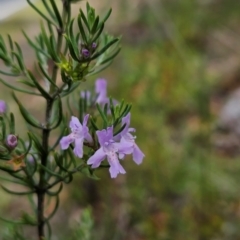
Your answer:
37,99 -> 53,239
49,1 -> 68,95
37,2 -> 70,239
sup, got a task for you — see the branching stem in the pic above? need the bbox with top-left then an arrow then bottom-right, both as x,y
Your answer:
37,2 -> 69,239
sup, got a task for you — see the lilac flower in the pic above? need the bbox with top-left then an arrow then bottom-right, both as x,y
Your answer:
115,113 -> 145,164
6,134 -> 18,149
0,100 -> 6,114
95,78 -> 119,108
87,126 -> 132,178
95,79 -> 109,105
60,115 -> 92,158
80,90 -> 91,100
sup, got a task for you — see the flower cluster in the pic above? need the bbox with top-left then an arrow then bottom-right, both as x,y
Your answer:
87,113 -> 144,178
60,113 -> 144,178
60,79 -> 144,178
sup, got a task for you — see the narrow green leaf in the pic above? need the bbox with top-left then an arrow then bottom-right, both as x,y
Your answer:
113,123 -> 126,136
46,183 -> 63,196
14,42 -> 23,59
9,113 -> 15,134
42,0 -> 56,20
55,154 -> 69,172
0,215 -> 25,225
40,22 -> 51,53
63,173 -> 73,184
49,35 -> 59,61
27,70 -> 52,99
13,92 -> 42,129
39,164 -> 63,178
90,117 -> 98,131
92,23 -> 104,43
7,35 -> 14,52
38,62 -> 58,89
47,21 -> 56,42
67,96 -> 74,116
0,35 -> 7,53
86,2 -> 91,13
89,38 -> 119,61
67,148 -> 76,168
26,0 -> 56,25
28,132 -> 44,154
0,78 -> 41,96
91,16 -> 99,34
103,103 -> 108,116
87,5 -> 95,27
0,116 -> 6,139
87,60 -> 113,77
109,98 -> 116,121
0,175 -> 28,186
68,19 -> 79,56
49,0 -> 63,27
64,35 -> 80,61
78,16 -> 88,43
102,8 -> 112,24
12,52 -> 25,71
0,69 -> 19,76
61,82 -> 80,97
17,79 -> 36,88
49,97 -> 62,130
100,47 -> 121,65
96,103 -> 108,127
80,9 -> 90,32
1,184 -> 35,195
0,53 -> 11,64
22,31 -> 50,58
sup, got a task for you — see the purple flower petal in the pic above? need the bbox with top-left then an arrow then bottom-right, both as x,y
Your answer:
60,134 -> 74,150
83,114 -> 90,126
108,155 -> 126,178
0,100 -> 6,114
73,138 -> 84,158
132,144 -> 145,165
95,79 -> 109,105
116,141 -> 133,155
95,79 -> 107,94
69,116 -> 82,132
60,115 -> 92,158
122,113 -> 131,128
82,115 -> 92,142
87,148 -> 106,168
97,127 -> 113,146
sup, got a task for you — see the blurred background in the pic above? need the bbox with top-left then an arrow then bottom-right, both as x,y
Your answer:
2,0 -> 240,239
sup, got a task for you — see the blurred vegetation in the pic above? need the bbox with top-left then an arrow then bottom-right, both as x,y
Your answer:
2,0 -> 240,239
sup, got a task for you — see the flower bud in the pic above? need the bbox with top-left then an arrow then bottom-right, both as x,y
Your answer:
6,134 -> 18,149
92,42 -> 97,49
0,100 -> 6,114
81,48 -> 90,58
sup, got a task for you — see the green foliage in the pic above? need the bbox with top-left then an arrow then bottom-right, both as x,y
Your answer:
0,0 -> 125,239
70,207 -> 94,240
